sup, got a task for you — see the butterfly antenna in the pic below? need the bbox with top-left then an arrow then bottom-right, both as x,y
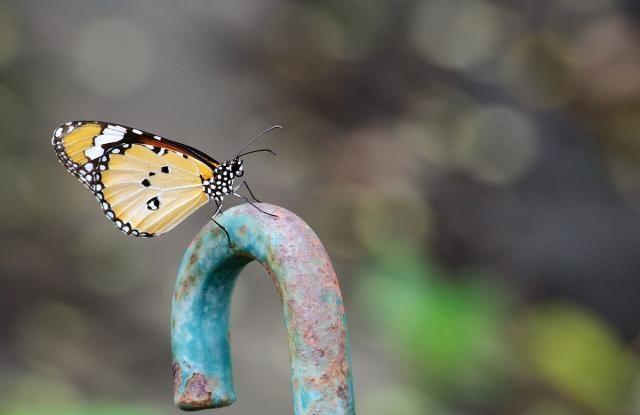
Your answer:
237,148 -> 277,158
235,125 -> 282,158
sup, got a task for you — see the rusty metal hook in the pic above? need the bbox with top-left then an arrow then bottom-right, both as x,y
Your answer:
171,203 -> 355,414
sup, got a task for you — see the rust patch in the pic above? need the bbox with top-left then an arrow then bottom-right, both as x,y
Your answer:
176,373 -> 218,410
172,362 -> 182,395
189,236 -> 204,257
336,384 -> 349,407
174,271 -> 199,302
237,224 -> 248,235
265,264 -> 282,293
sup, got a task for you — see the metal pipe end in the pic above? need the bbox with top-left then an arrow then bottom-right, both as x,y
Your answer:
173,363 -> 237,410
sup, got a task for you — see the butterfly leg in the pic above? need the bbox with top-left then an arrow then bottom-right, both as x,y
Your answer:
211,201 -> 232,246
232,192 -> 278,218
237,180 -> 262,203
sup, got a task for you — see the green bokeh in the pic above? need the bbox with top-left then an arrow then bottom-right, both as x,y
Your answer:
359,252 -> 513,405
521,303 -> 639,415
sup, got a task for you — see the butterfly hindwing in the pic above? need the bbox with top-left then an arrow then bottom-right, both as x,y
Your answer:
95,143 -> 211,236
52,121 -> 218,237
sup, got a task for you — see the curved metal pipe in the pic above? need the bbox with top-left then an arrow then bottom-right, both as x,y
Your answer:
171,203 -> 355,414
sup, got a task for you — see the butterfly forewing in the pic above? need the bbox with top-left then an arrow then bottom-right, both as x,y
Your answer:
52,122 -> 110,188
52,121 -> 218,237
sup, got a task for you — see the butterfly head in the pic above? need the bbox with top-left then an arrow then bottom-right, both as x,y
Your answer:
231,158 -> 244,177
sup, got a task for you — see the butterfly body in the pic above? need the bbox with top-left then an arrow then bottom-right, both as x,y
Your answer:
204,159 -> 244,203
52,121 -> 260,239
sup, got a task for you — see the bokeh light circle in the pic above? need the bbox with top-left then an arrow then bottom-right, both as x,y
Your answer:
455,105 -> 539,184
409,0 -> 511,71
503,33 -> 575,110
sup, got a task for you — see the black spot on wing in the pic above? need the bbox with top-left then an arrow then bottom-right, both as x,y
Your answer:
146,196 -> 160,210
161,166 -> 169,174
141,179 -> 151,187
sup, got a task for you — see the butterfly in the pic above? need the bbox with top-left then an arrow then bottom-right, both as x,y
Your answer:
52,121 -> 279,242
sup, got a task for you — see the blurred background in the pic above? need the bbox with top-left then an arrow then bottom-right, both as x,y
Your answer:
1,0 -> 640,414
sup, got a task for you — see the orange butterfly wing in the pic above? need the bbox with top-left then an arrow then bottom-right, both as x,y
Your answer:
53,121 -> 218,237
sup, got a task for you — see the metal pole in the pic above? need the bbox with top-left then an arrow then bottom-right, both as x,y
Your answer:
171,203 -> 355,414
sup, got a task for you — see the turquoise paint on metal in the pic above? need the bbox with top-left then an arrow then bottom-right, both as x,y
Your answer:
171,203 -> 355,414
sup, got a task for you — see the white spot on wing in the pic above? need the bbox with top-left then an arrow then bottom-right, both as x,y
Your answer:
108,124 -> 127,133
55,127 -> 63,138
95,134 -> 123,146
85,146 -> 104,160
132,129 -> 143,135
84,162 -> 94,171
